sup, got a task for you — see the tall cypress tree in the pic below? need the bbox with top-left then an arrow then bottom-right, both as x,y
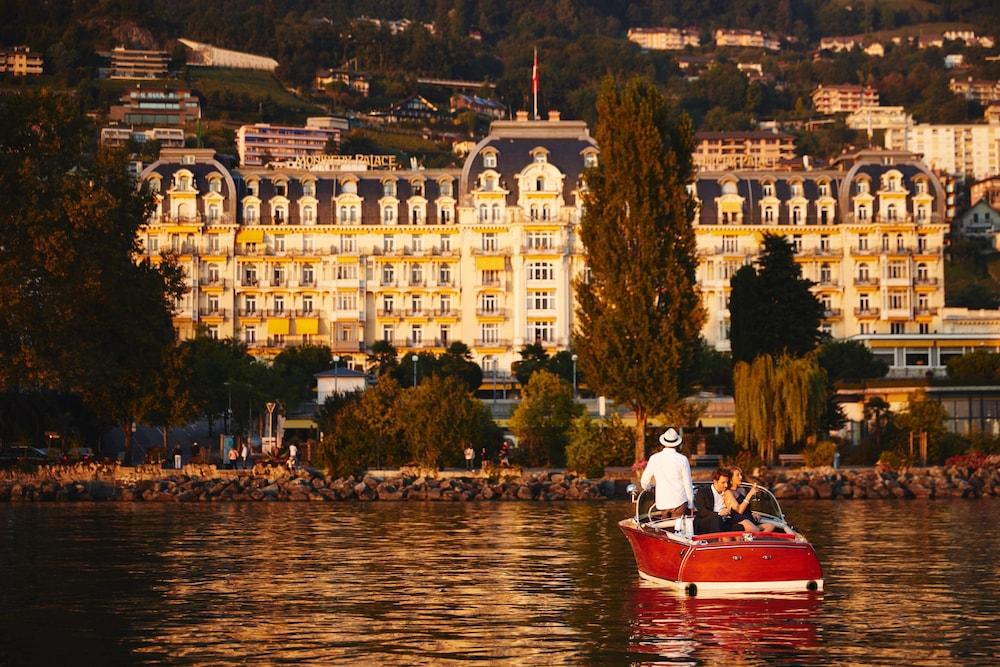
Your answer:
575,77 -> 705,464
729,233 -> 825,364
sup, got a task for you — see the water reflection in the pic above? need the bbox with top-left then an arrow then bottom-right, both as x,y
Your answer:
628,584 -> 822,664
0,500 -> 998,664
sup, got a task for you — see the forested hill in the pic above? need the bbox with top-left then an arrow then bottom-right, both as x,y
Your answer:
2,0 -> 999,125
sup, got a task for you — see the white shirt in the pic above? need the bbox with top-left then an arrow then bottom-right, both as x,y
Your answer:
640,447 -> 694,510
289,444 -> 298,457
711,485 -> 725,513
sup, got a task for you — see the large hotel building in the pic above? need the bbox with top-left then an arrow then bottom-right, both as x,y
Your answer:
139,114 -> 1000,379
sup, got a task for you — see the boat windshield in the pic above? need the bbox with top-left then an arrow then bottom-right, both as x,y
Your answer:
692,482 -> 785,522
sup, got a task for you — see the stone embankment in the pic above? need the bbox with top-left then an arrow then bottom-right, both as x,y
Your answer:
755,465 -> 1000,500
1,463 -> 999,502
0,463 -> 631,502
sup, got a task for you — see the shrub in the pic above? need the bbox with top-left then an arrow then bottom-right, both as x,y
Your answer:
876,450 -> 906,471
803,440 -> 838,467
566,416 -> 606,478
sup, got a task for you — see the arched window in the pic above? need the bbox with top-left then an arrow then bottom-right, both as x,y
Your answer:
244,204 -> 258,223
302,205 -> 315,224
536,177 -> 544,191
530,204 -> 539,220
479,204 -> 488,222
274,205 -> 286,224
896,233 -> 904,250
491,204 -> 501,222
887,203 -> 897,221
857,263 -> 870,281
339,206 -> 348,223
916,263 -> 928,280
792,207 -> 803,225
820,263 -> 831,283
383,206 -> 395,223
764,206 -> 774,222
542,204 -> 551,220
350,206 -> 358,223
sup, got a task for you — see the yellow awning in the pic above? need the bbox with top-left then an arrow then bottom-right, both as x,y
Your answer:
267,318 -> 290,335
475,256 -> 505,271
295,318 -> 319,335
284,418 -> 316,429
236,229 -> 264,243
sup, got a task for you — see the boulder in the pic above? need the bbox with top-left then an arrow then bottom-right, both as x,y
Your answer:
516,485 -> 534,500
772,483 -> 796,499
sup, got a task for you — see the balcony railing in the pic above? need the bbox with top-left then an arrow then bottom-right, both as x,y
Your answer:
822,308 -> 843,319
913,246 -> 942,256
237,308 -> 261,317
478,279 -> 504,288
474,338 -> 511,348
914,277 -> 939,286
331,339 -> 365,353
914,307 -> 939,316
814,278 -> 840,288
471,247 -> 511,256
853,277 -> 880,287
520,244 -> 567,254
264,309 -> 291,317
476,308 -> 507,317
434,308 -> 459,317
850,246 -> 879,256
854,307 -> 880,318
200,277 -> 230,289
197,307 -> 228,318
239,277 -> 259,287
376,309 -> 399,317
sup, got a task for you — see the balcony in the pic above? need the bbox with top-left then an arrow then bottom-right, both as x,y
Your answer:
913,277 -> 939,287
200,245 -> 232,256
406,278 -> 428,288
434,278 -> 456,288
853,277 -> 880,287
476,308 -> 508,318
200,277 -> 230,289
376,309 -> 400,318
404,308 -> 430,318
331,339 -> 365,353
914,307 -> 939,317
520,244 -> 567,255
264,309 -> 291,317
265,279 -> 289,288
808,247 -> 841,258
298,277 -> 316,288
197,307 -> 228,319
238,244 -> 268,256
474,338 -> 511,348
239,277 -> 259,288
434,308 -> 459,317
854,307 -> 881,318
822,308 -> 843,320
471,247 -> 512,256
913,246 -> 942,257
371,246 -> 408,257
478,279 -> 504,288
237,308 -> 261,317
379,279 -> 399,288
813,278 -> 840,289
430,246 -> 459,257
850,246 -> 879,256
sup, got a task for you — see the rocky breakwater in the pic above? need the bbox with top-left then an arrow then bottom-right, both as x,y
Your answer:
756,464 -> 1000,500
0,464 -> 633,502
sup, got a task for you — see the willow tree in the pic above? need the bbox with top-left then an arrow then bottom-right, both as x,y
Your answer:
575,77 -> 705,463
733,354 -> 827,464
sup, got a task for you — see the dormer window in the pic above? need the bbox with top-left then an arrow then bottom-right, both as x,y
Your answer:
857,179 -> 870,195
818,181 -> 830,197
915,179 -> 927,195
439,179 -> 453,197
483,151 -> 497,168
583,152 -> 598,168
303,180 -> 316,197
208,178 -> 222,194
341,179 -> 357,195
274,180 -> 287,197
148,177 -> 161,193
181,154 -> 195,165
790,181 -> 803,198
531,148 -> 548,164
383,180 -> 396,197
177,174 -> 191,191
762,182 -> 774,197
246,180 -> 258,197
482,175 -> 496,192
411,181 -> 424,197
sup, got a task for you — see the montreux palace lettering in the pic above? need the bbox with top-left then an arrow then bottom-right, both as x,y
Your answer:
267,154 -> 399,171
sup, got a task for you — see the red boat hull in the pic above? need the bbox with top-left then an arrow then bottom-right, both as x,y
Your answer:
620,519 -> 823,593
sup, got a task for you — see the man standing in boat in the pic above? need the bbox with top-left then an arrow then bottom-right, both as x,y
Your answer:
639,427 -> 694,519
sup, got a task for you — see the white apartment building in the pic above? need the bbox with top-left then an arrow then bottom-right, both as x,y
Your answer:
627,27 -> 700,51
885,122 -> 1000,181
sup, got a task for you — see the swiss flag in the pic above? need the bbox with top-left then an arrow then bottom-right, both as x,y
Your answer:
532,47 -> 539,96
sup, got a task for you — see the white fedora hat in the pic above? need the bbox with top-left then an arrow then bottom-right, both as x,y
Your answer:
659,427 -> 682,448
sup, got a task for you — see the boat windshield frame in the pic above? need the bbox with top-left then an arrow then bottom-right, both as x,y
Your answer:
633,483 -> 785,525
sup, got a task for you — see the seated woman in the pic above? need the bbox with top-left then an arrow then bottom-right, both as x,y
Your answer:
724,467 -> 777,533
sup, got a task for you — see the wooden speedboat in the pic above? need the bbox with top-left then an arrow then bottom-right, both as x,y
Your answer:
619,483 -> 823,595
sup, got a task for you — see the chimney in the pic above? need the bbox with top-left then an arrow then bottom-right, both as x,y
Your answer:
515,110 -> 529,122
548,110 -> 561,122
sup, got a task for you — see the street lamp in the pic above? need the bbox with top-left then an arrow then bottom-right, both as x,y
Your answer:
332,355 -> 341,395
412,354 -> 418,387
571,354 -> 579,400
492,359 -> 498,406
265,401 -> 276,455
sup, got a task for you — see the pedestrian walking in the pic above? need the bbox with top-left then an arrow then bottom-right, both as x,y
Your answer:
240,441 -> 250,470
480,447 -> 489,471
227,443 -> 239,470
287,443 -> 298,471
172,443 -> 182,470
464,445 -> 475,471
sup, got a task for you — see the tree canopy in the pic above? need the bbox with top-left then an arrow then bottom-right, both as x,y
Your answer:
729,233 -> 824,364
574,77 -> 704,463
509,370 -> 583,467
0,92 -> 185,460
816,339 -> 889,384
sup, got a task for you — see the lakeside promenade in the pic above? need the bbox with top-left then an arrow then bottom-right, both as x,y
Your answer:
2,461 -> 999,502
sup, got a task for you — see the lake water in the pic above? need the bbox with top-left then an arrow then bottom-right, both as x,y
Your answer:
1,499 -> 998,665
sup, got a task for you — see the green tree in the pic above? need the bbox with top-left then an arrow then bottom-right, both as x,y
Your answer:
511,343 -> 550,385
0,92 -> 185,462
895,390 -> 947,443
366,339 -> 399,378
864,396 -> 892,450
401,374 -> 498,469
271,344 -> 333,411
733,353 -> 827,464
946,350 -> 1000,385
136,344 -> 196,453
509,370 -> 584,467
352,375 -> 407,469
181,335 -> 257,436
575,77 -> 705,463
816,339 -> 889,384
566,415 -> 606,477
437,341 -> 484,391
729,234 -> 824,364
